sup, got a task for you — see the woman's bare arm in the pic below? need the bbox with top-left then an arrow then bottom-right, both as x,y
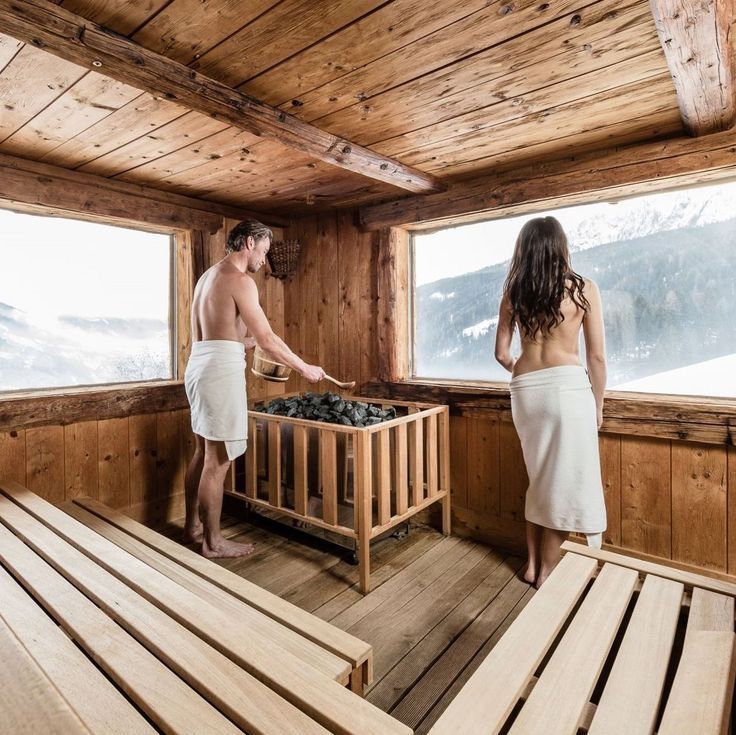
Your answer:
494,294 -> 517,373
582,279 -> 607,427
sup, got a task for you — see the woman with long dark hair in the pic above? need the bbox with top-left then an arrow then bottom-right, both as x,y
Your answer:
495,216 -> 607,588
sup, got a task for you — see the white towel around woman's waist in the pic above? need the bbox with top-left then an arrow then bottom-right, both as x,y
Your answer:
510,365 -> 606,548
184,340 -> 247,461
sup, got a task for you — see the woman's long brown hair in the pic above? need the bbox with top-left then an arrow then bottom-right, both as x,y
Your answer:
503,216 -> 589,339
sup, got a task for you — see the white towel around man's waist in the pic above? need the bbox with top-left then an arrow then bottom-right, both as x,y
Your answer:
184,340 -> 247,461
509,365 -> 606,548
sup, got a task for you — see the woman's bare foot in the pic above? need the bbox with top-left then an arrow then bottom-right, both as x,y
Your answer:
521,559 -> 536,585
182,524 -> 203,545
201,538 -> 256,559
535,567 -> 552,589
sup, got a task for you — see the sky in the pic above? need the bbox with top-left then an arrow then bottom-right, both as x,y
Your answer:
413,179 -> 736,285
0,208 -> 171,320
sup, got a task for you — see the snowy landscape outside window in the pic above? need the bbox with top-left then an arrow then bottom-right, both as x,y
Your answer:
0,209 -> 173,392
412,180 -> 736,398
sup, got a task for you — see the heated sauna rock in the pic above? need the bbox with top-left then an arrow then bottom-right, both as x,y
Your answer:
256,392 -> 397,427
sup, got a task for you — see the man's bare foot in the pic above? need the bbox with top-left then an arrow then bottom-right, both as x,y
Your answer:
521,559 -> 536,585
182,525 -> 203,545
201,538 -> 256,559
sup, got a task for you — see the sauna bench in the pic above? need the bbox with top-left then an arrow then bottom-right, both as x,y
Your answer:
0,480 -> 412,735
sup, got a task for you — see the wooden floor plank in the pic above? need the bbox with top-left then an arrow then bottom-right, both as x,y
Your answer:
0,614 -> 90,735
0,564 -> 156,734
427,552 -> 597,734
588,575 -> 684,735
0,527 -> 244,735
62,501 -> 351,683
381,558 -> 525,724
0,490 -> 406,735
74,495 -> 371,670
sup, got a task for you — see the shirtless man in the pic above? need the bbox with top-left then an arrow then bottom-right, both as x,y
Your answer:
184,219 -> 325,558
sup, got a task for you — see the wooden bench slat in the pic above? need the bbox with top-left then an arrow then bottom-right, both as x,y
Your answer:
0,564 -> 156,735
0,614 -> 90,735
61,500 -> 351,684
0,528 -> 244,735
0,484 -> 404,734
0,499 -> 327,735
510,563 -> 638,734
658,631 -> 736,735
428,552 -> 598,734
72,494 -> 372,674
686,587 -> 734,641
561,540 -> 736,597
588,574 -> 684,735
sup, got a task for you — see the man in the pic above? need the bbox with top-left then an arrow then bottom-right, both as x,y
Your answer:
184,219 -> 325,558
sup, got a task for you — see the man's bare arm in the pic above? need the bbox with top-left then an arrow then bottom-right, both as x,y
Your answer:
234,276 -> 324,382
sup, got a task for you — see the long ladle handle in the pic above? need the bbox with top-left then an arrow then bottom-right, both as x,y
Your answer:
323,374 -> 356,390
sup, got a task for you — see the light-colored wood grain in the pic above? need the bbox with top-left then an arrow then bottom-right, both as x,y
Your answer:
268,420 -> 281,507
72,495 -> 372,670
409,417 -> 424,507
293,424 -> 309,515
320,429 -> 338,525
588,574 -> 684,735
0,612 -> 90,734
376,428 -> 391,525
428,552 -> 597,734
63,421 -> 98,501
0,486 -> 404,734
394,423 -> 409,515
25,425 -> 64,504
357,431 -> 373,593
97,417 -> 129,508
0,563 -> 157,734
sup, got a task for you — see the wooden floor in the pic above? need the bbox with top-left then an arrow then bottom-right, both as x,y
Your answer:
159,507 -> 533,733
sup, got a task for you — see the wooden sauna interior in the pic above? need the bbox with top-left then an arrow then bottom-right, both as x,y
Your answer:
1,0 -> 736,731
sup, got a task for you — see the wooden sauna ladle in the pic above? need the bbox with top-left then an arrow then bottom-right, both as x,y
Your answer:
323,373 -> 356,390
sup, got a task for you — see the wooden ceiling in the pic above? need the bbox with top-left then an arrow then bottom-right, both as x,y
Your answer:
0,0 -> 713,217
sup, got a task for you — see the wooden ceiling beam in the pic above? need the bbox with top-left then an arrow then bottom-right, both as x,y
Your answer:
649,0 -> 736,136
0,152 -> 287,232
0,0 -> 444,195
358,128 -> 736,230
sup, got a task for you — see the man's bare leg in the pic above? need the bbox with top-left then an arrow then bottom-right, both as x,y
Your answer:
199,439 -> 255,558
535,527 -> 569,589
522,520 -> 543,584
183,434 -> 205,544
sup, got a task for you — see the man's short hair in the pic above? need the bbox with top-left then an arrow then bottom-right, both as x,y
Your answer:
226,219 -> 273,254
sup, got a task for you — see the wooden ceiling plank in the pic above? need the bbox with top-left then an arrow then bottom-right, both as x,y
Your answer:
649,0 -> 736,136
374,54 -> 672,164
0,150 -> 288,228
315,2 -> 661,146
40,93 -> 191,168
358,126 -> 736,230
115,126 -> 263,185
1,71 -> 142,158
0,0 -> 442,193
191,0 -> 387,88
0,44 -> 87,142
131,0 -> 282,67
60,0 -> 172,36
78,112 -> 229,176
0,32 -> 23,72
277,0 -> 602,124
240,0 -> 515,107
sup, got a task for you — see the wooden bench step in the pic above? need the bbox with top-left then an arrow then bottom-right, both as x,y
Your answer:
0,614 -> 90,735
509,563 -> 638,734
0,506 -> 324,734
588,574 -> 684,735
0,563 -> 157,734
73,494 -> 373,685
61,500 -> 351,685
428,551 -> 597,734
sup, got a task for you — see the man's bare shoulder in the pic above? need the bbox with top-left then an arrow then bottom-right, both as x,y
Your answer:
207,261 -> 257,291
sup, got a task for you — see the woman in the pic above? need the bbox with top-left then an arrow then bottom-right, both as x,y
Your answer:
494,216 -> 607,588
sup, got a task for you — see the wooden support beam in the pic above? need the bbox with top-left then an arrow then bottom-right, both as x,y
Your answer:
0,0 -> 443,195
359,127 -> 736,230
0,152 -> 286,232
649,0 -> 736,136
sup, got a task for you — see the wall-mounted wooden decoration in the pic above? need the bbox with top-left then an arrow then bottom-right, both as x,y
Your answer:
267,240 -> 302,280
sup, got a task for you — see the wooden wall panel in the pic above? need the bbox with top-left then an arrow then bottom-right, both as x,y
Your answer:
671,442 -> 727,571
729,446 -> 736,575
97,417 -> 130,508
599,434 -> 622,547
466,417 -> 499,515
498,419 -> 527,524
0,430 -> 25,484
63,421 -> 97,501
25,426 -> 64,505
128,413 -> 157,508
449,415 -> 467,510
621,436 -> 671,559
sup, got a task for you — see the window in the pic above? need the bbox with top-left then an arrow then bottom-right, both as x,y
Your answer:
412,180 -> 736,398
0,208 -> 173,392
